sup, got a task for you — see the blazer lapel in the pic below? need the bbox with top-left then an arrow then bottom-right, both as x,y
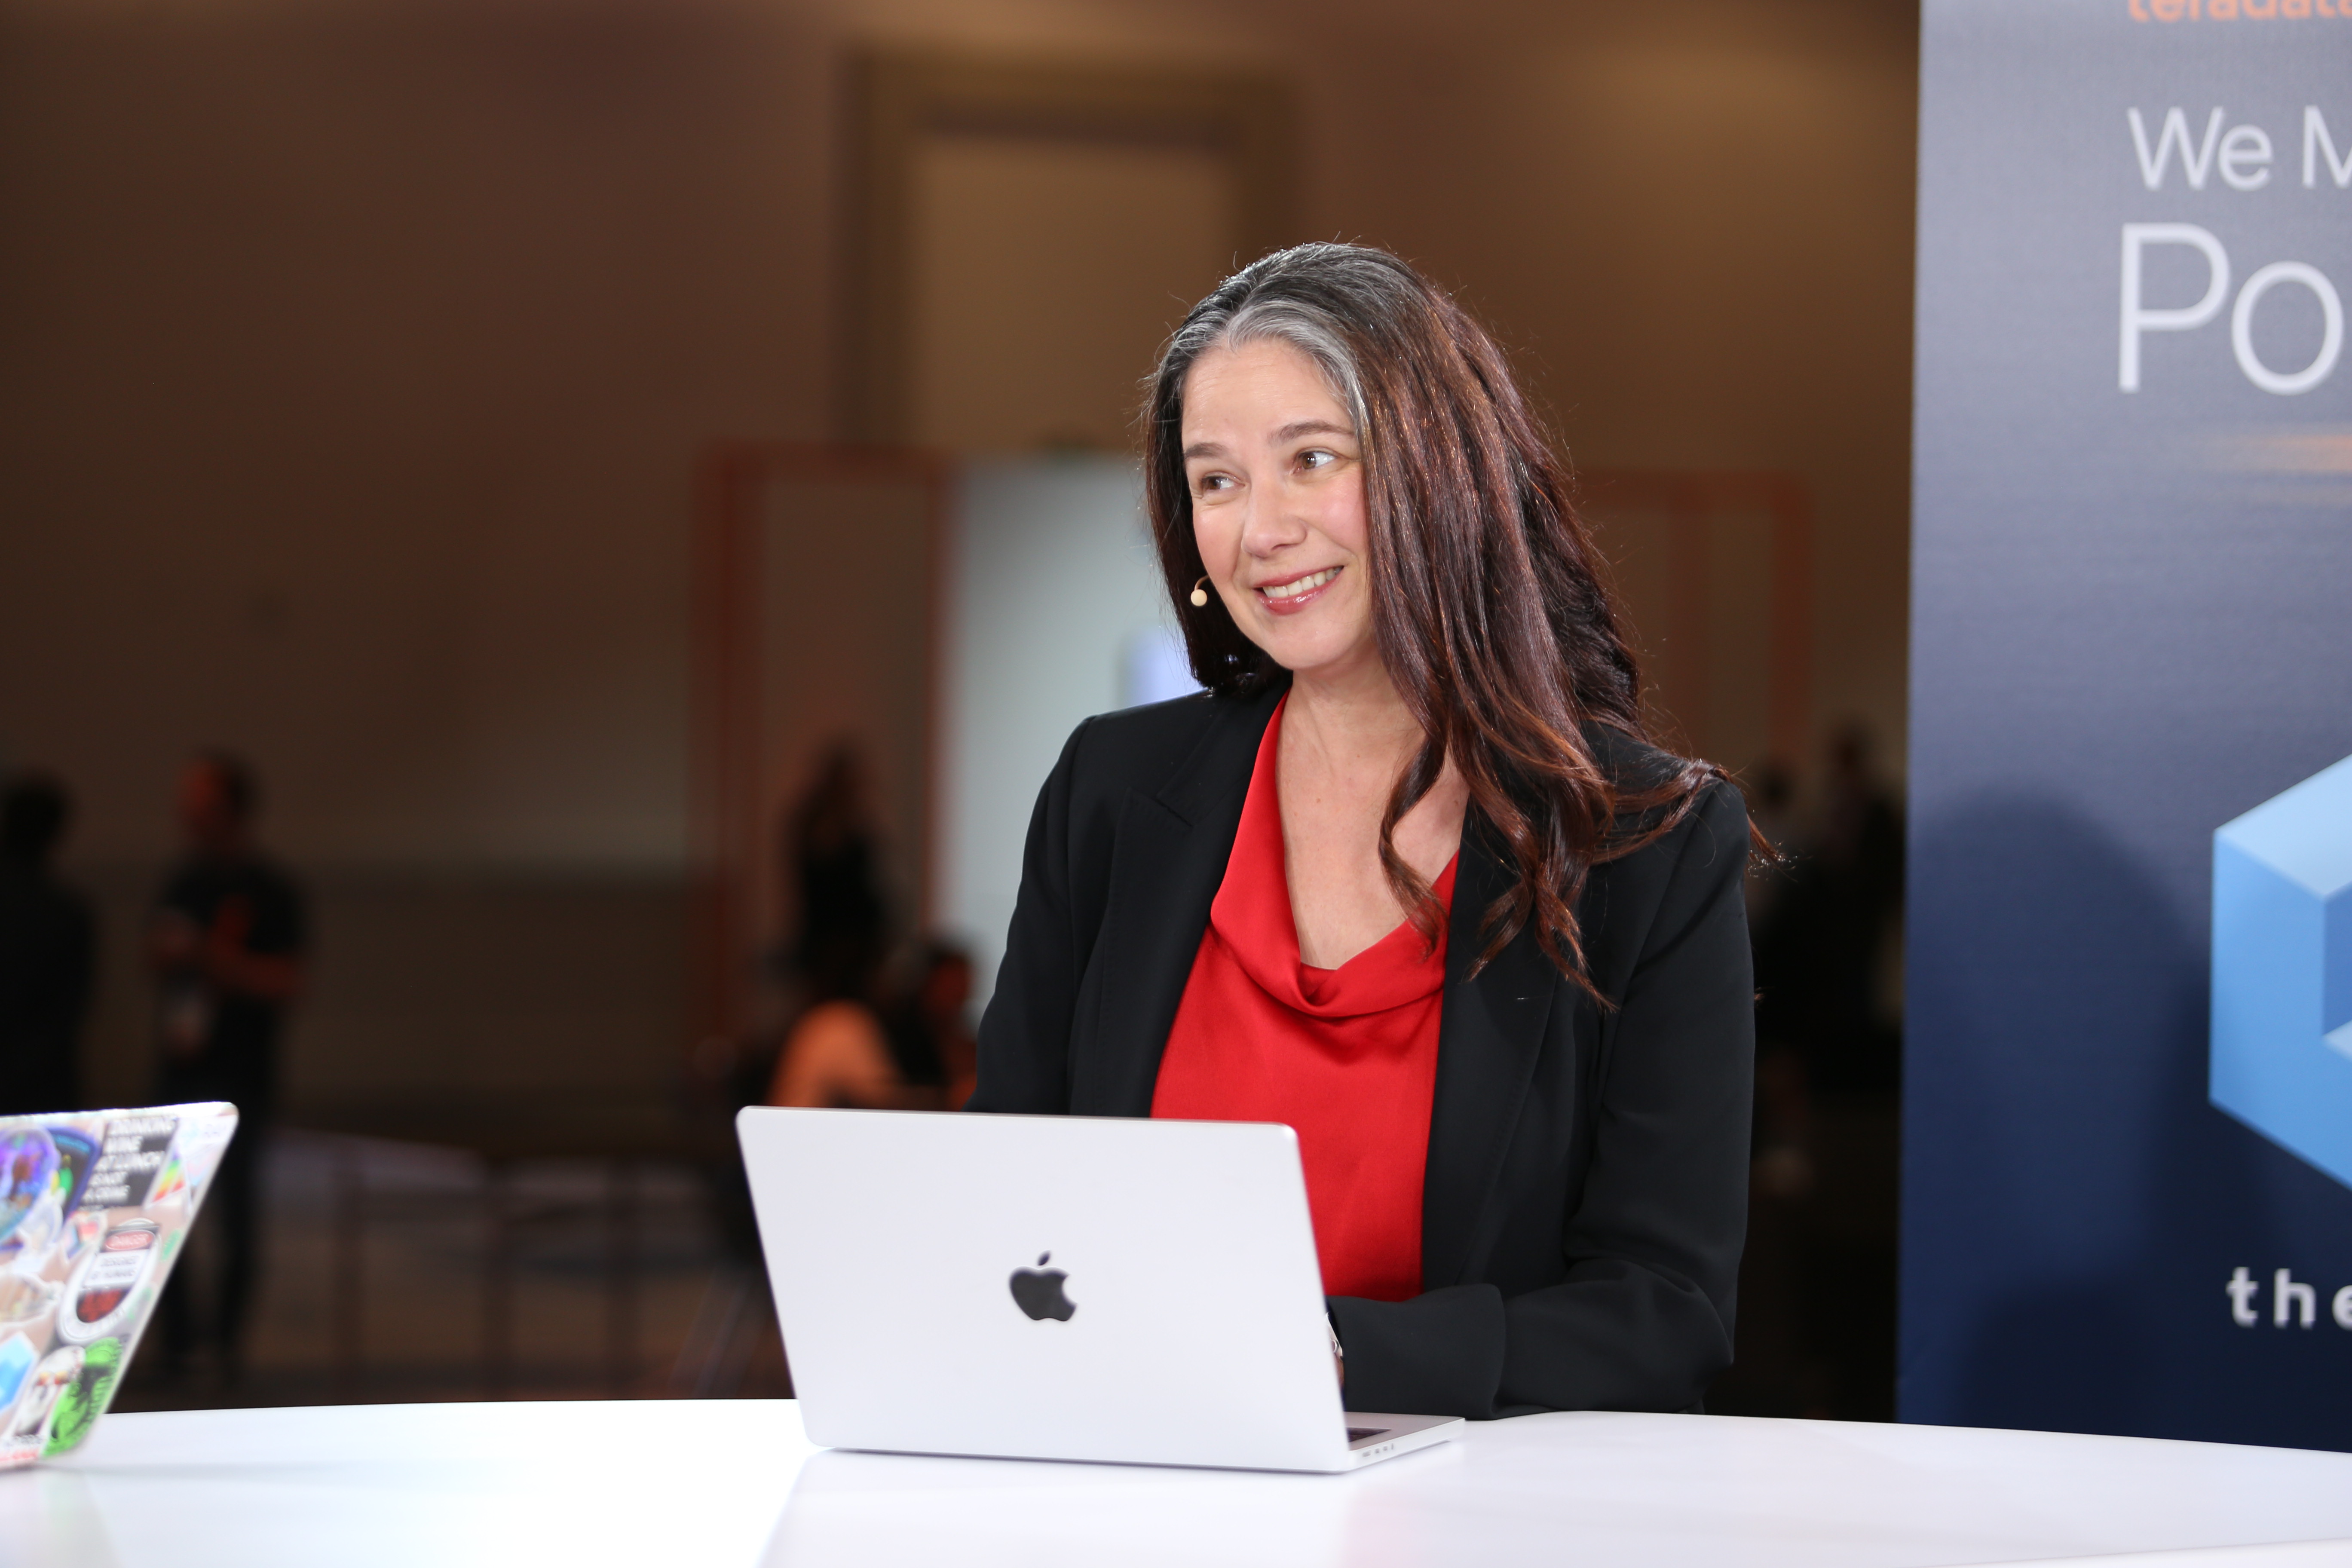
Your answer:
1421,819 -> 1559,1289
1070,687 -> 1280,1116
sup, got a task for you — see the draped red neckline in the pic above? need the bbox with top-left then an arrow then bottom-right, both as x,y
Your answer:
1149,695 -> 1454,1302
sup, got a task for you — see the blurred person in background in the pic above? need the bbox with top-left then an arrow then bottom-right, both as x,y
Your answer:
150,752 -> 307,1381
768,940 -> 976,1111
1743,759 -> 1815,1199
699,747 -> 907,1292
1734,723 -> 1903,1418
785,742 -> 889,1005
1751,723 -> 1902,1098
0,773 -> 96,1115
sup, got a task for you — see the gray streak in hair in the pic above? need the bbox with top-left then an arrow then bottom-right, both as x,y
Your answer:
1158,267 -> 1372,437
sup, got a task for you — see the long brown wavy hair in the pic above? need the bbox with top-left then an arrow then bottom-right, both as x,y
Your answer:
1143,242 -> 1738,990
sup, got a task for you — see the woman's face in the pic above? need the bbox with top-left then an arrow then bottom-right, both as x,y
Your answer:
1181,338 -> 1376,685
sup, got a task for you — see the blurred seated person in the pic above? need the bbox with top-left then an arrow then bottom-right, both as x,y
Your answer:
769,941 -> 975,1110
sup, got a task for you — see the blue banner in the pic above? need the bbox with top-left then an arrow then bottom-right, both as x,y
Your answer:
1908,0 -> 2352,1447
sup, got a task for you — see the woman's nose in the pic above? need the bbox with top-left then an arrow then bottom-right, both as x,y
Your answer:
1238,488 -> 1309,556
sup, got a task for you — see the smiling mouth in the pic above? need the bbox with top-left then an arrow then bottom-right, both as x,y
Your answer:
1259,567 -> 1340,601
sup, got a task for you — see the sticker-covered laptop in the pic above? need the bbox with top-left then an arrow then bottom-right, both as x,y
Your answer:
0,1101 -> 238,1466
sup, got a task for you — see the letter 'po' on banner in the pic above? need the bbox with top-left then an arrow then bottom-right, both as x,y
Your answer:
2121,224 -> 2344,393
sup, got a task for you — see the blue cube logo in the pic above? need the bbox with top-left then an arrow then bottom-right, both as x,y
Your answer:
2211,753 -> 2352,1190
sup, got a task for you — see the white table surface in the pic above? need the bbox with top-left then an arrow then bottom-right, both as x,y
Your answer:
6,1399 -> 2351,1568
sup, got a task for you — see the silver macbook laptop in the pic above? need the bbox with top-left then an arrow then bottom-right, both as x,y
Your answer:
736,1106 -> 1462,1473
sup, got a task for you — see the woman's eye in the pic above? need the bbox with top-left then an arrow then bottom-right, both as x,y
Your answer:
1194,472 -> 1234,494
1299,449 -> 1334,471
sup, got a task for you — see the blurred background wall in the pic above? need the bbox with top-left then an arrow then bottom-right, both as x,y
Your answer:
0,0 -> 1916,1408
0,0 -> 1914,1112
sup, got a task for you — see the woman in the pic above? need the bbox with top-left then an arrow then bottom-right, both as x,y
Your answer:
968,243 -> 1755,1420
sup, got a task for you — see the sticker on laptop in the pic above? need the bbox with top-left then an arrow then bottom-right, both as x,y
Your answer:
0,1103 -> 238,1468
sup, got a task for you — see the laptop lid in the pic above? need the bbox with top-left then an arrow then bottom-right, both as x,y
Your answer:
0,1101 -> 239,1467
738,1107 -> 1363,1473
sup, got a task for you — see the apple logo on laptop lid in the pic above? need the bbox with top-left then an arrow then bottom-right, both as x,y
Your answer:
1008,1252 -> 1076,1322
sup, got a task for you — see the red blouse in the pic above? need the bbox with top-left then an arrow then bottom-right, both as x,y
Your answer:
1150,697 -> 1455,1302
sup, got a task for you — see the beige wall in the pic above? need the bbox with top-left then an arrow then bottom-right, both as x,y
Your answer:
0,0 -> 1915,1109
1286,5 -> 1917,766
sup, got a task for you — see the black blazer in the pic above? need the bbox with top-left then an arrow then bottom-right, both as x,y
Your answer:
968,681 -> 1754,1419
